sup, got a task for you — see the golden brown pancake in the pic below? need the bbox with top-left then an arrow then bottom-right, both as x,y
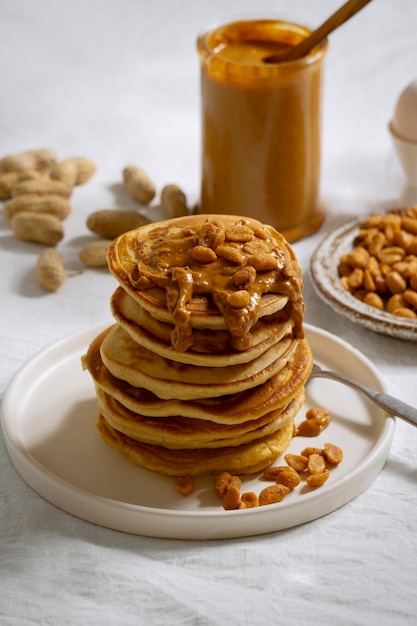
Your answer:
110,286 -> 294,366
97,414 -> 295,477
82,326 -> 313,424
96,385 -> 304,449
100,323 -> 297,400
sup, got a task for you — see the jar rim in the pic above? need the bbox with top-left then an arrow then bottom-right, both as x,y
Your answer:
197,18 -> 328,69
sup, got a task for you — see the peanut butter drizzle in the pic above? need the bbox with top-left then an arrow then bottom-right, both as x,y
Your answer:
128,218 -> 305,352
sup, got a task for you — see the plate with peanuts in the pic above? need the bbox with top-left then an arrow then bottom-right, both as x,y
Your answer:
1,323 -> 395,539
310,206 -> 417,341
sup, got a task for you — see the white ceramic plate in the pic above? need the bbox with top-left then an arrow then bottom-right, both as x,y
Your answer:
310,218 -> 417,341
1,323 -> 395,540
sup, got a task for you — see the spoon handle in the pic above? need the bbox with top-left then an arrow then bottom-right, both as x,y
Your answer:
265,0 -> 374,63
315,369 -> 417,428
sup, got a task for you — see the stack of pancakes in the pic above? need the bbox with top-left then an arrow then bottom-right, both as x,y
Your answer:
82,214 -> 313,477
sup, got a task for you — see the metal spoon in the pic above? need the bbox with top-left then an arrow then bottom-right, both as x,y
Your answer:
264,0 -> 374,64
309,362 -> 417,428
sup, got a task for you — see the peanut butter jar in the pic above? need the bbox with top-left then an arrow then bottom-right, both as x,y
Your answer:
196,19 -> 328,242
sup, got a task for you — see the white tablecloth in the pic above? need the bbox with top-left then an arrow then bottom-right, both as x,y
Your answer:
1,1 -> 417,624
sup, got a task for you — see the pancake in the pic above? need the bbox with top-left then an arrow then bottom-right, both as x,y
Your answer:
107,214 -> 304,351
100,323 -> 298,400
82,326 -> 313,424
97,386 -> 304,449
97,414 -> 295,477
110,286 -> 294,366
118,286 -> 289,333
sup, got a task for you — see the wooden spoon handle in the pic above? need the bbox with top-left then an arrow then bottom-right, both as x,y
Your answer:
265,0 -> 374,63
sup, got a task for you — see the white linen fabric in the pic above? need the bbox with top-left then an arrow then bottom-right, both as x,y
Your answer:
1,1 -> 417,624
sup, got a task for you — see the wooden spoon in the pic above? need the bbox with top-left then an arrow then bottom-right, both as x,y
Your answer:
264,0 -> 374,63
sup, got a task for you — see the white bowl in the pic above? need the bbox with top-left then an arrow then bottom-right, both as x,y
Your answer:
389,121 -> 417,186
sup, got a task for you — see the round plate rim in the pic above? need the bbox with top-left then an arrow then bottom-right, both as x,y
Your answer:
0,322 -> 395,539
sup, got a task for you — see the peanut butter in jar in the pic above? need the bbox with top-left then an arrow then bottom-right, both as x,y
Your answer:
196,19 -> 328,242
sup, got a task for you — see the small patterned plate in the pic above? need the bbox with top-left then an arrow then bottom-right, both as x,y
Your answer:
310,218 -> 417,342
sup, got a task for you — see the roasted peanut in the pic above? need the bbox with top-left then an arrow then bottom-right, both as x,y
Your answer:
0,148 -> 58,174
215,244 -> 245,265
123,165 -> 156,205
11,211 -> 64,245
393,228 -> 414,250
232,265 -> 257,289
262,466 -> 286,481
198,221 -> 225,250
362,214 -> 383,228
403,289 -> 417,309
214,472 -> 242,510
160,184 -> 188,218
222,485 -> 241,510
190,245 -> 217,264
385,270 -> 407,294
374,275 -> 389,296
401,216 -> 417,235
377,246 -> 405,265
296,407 -> 331,437
79,239 -> 112,268
227,290 -> 250,308
243,240 -> 269,255
306,470 -> 330,488
301,447 -> 324,457
175,475 -> 194,496
258,484 -> 289,506
247,253 -> 279,272
274,466 -> 301,491
338,256 -> 353,277
393,307 -> 416,318
368,230 -> 386,256
347,267 -> 364,289
50,157 -> 96,186
214,472 -> 241,499
284,454 -> 308,472
239,492 -> 259,509
362,269 -> 376,291
3,194 -> 71,220
323,443 -> 344,465
387,293 -> 408,313
307,453 -> 327,475
363,292 -> 384,310
36,248 -> 66,291
86,209 -> 150,238
225,224 -> 254,243
348,246 -> 369,268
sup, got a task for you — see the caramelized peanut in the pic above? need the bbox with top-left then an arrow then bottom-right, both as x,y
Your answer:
275,466 -> 301,491
307,453 -> 327,475
175,475 -> 194,496
258,484 -> 289,506
190,245 -> 217,263
222,485 -> 241,510
239,492 -> 259,509
284,453 -> 308,472
307,470 -> 330,487
323,443 -> 344,465
262,466 -> 287,481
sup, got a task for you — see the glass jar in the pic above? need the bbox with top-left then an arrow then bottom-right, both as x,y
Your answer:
196,19 -> 328,242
